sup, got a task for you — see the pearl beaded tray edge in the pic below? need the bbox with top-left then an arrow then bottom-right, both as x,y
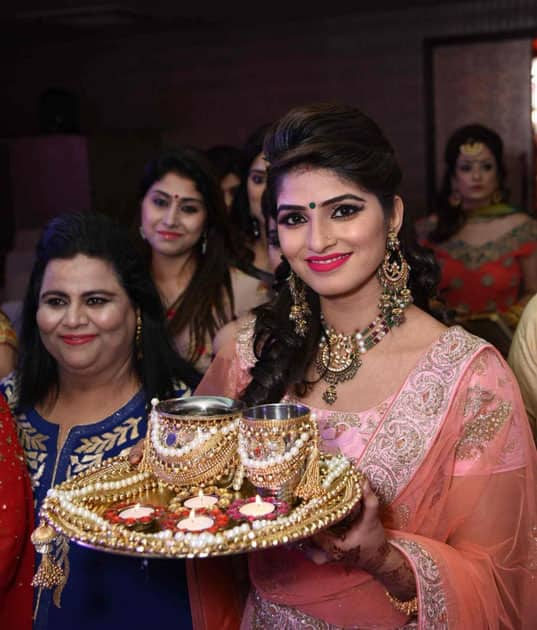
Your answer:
39,453 -> 361,558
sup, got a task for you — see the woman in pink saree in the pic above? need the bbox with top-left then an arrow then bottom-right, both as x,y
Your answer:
190,104 -> 537,629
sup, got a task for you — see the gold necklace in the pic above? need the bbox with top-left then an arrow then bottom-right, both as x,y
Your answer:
316,314 -> 394,405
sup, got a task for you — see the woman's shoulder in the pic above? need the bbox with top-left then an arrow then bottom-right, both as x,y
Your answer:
0,371 -> 20,413
213,313 -> 257,367
229,267 -> 270,316
500,211 -> 537,230
403,308 -> 492,368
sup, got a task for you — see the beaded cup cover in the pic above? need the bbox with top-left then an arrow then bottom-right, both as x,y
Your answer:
36,397 -> 362,560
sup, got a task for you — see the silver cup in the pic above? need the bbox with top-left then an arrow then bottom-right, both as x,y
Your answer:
147,395 -> 244,488
239,402 -> 315,502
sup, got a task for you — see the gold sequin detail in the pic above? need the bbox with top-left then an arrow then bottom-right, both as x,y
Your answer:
251,590 -> 339,629
236,315 -> 257,371
455,401 -> 512,460
360,327 -> 484,504
392,538 -> 449,629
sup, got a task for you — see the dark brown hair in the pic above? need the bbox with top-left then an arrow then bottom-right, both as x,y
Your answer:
138,147 -> 245,364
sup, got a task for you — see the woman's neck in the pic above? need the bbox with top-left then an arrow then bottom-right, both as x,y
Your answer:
151,251 -> 197,305
319,281 -> 382,334
461,198 -> 492,212
252,236 -> 271,273
39,358 -> 141,428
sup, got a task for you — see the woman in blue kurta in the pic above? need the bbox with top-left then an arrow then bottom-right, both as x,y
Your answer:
0,212 -> 200,630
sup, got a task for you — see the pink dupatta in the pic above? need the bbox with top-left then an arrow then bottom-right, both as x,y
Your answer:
190,319 -> 537,629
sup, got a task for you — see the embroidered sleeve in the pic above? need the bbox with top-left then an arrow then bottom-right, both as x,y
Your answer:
0,311 -> 17,349
236,315 -> 256,372
454,348 -> 523,473
235,315 -> 257,395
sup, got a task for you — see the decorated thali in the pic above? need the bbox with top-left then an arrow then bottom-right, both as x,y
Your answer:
35,397 -> 363,562
38,452 -> 362,559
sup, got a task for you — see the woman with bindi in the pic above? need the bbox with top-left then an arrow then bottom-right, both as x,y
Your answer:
193,104 -> 537,628
138,147 -> 270,373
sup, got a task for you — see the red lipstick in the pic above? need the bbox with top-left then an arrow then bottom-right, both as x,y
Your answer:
305,253 -> 352,272
60,335 -> 97,345
157,230 -> 183,240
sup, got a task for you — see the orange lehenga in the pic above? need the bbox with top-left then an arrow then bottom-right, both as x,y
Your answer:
189,318 -> 537,629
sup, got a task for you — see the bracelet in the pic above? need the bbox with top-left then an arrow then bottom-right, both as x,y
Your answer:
385,591 -> 418,616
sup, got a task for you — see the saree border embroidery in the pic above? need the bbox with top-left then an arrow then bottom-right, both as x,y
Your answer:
455,400 -> 512,461
439,220 -> 537,269
251,590 -> 340,630
391,539 -> 449,629
237,315 -> 257,371
251,590 -> 419,629
360,327 -> 484,504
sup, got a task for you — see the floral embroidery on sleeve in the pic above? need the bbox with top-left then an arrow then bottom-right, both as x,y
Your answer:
455,400 -> 512,460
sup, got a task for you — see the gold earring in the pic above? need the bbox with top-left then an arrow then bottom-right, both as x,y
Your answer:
448,190 -> 461,207
135,313 -> 143,360
377,230 -> 412,326
288,270 -> 310,336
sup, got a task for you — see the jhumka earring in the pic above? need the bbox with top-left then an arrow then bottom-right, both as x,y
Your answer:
377,230 -> 413,326
200,231 -> 207,255
139,225 -> 147,240
288,270 -> 310,336
448,190 -> 461,208
135,313 -> 143,360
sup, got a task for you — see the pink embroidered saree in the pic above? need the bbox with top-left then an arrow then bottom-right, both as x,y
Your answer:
189,321 -> 537,629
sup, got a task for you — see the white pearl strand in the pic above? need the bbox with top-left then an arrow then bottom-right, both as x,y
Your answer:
151,408 -> 239,460
46,470 -> 152,531
237,429 -> 310,468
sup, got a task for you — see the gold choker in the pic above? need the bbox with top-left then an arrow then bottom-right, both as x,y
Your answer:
316,314 -> 394,405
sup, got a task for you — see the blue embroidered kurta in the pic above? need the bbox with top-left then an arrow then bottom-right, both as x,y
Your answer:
0,374 -> 193,630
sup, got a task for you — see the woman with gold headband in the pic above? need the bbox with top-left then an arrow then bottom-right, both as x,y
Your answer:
423,124 -> 537,330
190,104 -> 537,629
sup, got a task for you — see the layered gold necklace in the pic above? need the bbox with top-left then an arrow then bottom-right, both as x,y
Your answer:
315,313 -> 395,405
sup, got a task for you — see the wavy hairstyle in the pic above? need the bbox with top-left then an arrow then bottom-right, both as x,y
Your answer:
430,123 -> 507,243
241,103 -> 440,406
138,147 -> 250,363
18,211 -> 200,410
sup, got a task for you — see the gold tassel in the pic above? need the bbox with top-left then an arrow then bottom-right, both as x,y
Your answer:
31,523 -> 65,590
52,542 -> 70,608
295,443 -> 323,501
139,399 -> 158,474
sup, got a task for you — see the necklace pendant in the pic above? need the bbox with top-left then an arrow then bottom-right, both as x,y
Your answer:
322,385 -> 338,405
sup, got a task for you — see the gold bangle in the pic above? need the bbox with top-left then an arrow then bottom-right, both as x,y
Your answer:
385,591 -> 418,616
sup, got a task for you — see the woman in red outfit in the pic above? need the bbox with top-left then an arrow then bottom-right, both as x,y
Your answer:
422,124 -> 537,326
0,394 -> 33,629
